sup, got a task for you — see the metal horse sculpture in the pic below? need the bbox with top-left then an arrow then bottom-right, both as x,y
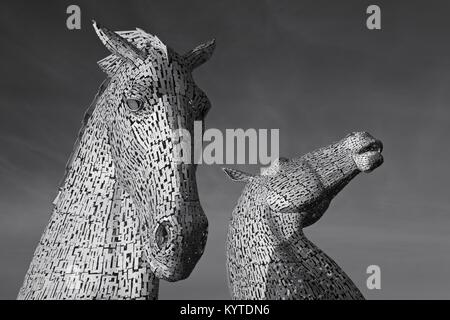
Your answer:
223,132 -> 384,300
18,22 -> 215,300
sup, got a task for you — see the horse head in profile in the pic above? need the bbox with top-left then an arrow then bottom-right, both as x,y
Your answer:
18,21 -> 215,299
223,132 -> 383,299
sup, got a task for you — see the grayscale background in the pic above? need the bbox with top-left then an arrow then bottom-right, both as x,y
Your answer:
1,0 -> 449,299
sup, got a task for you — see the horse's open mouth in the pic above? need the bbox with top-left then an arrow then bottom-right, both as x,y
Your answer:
353,139 -> 384,172
357,140 -> 383,155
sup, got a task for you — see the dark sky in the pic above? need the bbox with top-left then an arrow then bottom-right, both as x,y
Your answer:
1,0 -> 450,299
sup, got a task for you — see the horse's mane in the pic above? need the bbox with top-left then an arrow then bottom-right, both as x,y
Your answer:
57,29 -> 167,191
57,77 -> 110,190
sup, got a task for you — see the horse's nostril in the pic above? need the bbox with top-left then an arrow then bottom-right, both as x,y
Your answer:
155,222 -> 170,250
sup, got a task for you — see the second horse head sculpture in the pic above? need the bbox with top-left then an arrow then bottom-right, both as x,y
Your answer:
223,132 -> 384,299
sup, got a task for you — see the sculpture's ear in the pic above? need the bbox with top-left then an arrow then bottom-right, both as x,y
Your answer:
184,39 -> 216,70
222,168 -> 254,182
93,20 -> 146,66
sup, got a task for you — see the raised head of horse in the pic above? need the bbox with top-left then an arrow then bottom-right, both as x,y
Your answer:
223,132 -> 383,300
18,21 -> 215,299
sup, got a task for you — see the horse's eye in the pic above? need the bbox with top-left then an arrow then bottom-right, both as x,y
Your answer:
126,99 -> 143,112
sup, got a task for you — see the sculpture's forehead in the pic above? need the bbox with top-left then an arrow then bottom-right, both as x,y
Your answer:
144,48 -> 183,66
127,52 -> 194,95
118,29 -> 190,75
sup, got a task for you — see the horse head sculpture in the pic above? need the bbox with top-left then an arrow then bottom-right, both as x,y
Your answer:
223,132 -> 383,299
18,21 -> 215,299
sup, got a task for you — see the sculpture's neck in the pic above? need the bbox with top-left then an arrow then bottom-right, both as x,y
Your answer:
304,142 -> 360,197
19,84 -> 159,300
237,201 -> 341,273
